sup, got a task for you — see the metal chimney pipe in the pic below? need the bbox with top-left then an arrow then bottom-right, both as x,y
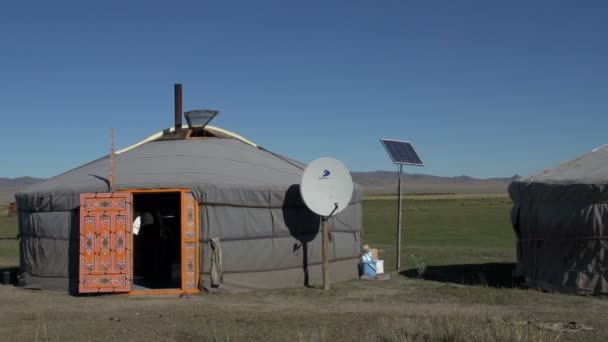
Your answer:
174,84 -> 182,132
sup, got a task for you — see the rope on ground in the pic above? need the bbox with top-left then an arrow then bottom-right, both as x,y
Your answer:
500,317 -> 594,332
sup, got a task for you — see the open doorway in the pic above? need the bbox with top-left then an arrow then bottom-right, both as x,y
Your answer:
132,192 -> 181,289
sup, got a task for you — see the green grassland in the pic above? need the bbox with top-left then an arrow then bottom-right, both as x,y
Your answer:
363,195 -> 515,273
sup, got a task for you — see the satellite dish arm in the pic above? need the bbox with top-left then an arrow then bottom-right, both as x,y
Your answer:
323,203 -> 340,221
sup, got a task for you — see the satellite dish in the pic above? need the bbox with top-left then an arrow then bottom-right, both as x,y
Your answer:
300,158 -> 354,217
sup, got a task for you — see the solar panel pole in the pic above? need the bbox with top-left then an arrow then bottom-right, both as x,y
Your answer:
379,138 -> 424,272
396,164 -> 403,271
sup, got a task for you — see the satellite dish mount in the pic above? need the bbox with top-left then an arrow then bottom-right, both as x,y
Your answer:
300,158 -> 354,290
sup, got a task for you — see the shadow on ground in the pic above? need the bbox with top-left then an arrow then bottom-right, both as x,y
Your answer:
400,263 -> 518,288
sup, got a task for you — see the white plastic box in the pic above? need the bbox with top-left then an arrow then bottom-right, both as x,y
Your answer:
376,260 -> 384,274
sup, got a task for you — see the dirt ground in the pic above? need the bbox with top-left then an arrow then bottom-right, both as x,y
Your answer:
1,274 -> 607,342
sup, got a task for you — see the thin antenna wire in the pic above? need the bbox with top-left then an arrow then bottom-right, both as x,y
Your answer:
110,128 -> 115,192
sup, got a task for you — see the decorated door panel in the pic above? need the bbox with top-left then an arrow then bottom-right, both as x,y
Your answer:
182,192 -> 199,292
79,193 -> 133,293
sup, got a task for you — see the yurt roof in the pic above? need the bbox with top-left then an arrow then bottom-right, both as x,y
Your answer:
517,144 -> 608,185
18,125 -> 306,199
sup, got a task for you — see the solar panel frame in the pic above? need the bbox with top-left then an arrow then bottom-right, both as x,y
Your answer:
380,138 -> 424,166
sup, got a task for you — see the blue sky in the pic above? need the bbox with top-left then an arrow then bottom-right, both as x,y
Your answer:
1,0 -> 607,179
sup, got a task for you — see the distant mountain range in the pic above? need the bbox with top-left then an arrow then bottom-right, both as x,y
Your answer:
351,171 -> 518,195
0,177 -> 46,202
0,172 -> 517,203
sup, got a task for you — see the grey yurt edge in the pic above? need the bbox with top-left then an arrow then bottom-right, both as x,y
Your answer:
509,145 -> 608,294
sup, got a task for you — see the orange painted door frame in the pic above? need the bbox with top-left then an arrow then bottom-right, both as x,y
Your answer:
181,191 -> 200,293
119,189 -> 200,294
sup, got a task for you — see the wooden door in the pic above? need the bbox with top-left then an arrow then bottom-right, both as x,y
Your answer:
181,192 -> 199,292
79,193 -> 133,293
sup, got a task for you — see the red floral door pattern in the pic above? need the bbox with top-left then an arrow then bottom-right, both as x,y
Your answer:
182,192 -> 198,292
79,193 -> 132,293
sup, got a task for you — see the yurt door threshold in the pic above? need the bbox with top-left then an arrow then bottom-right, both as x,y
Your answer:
78,189 -> 200,295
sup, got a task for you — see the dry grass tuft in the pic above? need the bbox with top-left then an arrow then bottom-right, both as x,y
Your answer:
409,254 -> 427,278
368,313 -> 562,342
296,327 -> 328,342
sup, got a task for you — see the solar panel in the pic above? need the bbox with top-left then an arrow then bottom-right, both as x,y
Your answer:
380,139 -> 424,166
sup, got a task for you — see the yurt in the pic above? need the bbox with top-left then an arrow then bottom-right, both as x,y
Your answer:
15,86 -> 362,294
508,145 -> 608,294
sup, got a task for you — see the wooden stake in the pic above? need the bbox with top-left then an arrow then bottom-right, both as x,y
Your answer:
110,128 -> 115,191
322,217 -> 330,290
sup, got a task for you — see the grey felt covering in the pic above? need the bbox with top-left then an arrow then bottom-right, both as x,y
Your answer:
508,145 -> 608,294
15,137 -> 362,292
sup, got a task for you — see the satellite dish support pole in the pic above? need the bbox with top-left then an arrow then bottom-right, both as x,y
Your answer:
396,164 -> 403,271
322,203 -> 339,290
